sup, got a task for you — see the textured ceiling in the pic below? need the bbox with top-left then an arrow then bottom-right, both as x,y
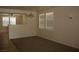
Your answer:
0,6 -> 55,11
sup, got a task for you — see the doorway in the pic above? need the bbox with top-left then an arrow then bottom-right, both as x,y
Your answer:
0,13 -> 9,51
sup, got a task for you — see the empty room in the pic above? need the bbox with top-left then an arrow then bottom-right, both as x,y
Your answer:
0,6 -> 79,52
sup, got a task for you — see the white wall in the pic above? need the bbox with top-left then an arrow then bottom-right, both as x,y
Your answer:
9,14 -> 37,39
38,7 -> 79,49
0,8 -> 37,39
53,7 -> 79,49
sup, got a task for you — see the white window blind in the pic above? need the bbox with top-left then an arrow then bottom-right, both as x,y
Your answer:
39,13 -> 45,29
46,12 -> 54,30
10,17 -> 16,25
2,16 -> 16,26
2,17 -> 9,26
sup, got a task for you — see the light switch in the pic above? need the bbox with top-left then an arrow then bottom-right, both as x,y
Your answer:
69,17 -> 72,19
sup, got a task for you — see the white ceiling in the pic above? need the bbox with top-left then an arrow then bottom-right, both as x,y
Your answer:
0,6 -> 55,11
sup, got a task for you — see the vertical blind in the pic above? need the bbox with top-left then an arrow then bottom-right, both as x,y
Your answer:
39,12 -> 54,31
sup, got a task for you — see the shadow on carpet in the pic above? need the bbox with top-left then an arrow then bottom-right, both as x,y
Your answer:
11,36 -> 79,52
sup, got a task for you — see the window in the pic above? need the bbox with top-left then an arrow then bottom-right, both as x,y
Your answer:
39,12 -> 54,31
46,12 -> 54,30
2,16 -> 16,26
10,16 -> 16,25
2,15 -> 23,26
39,13 -> 45,29
2,17 -> 9,26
